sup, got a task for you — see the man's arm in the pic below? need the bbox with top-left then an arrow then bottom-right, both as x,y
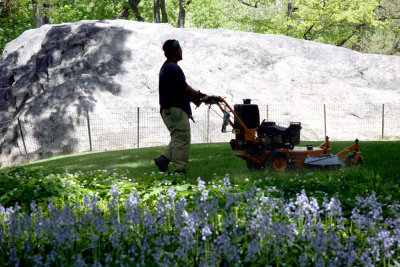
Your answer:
183,85 -> 203,98
184,85 -> 220,106
184,85 -> 206,107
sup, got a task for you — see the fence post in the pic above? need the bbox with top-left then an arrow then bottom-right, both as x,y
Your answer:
86,110 -> 92,151
206,107 -> 210,143
323,104 -> 327,138
137,107 -> 140,148
17,117 -> 29,163
382,104 -> 385,139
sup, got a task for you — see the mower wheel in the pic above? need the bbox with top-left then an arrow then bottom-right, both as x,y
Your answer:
345,152 -> 362,166
266,151 -> 290,172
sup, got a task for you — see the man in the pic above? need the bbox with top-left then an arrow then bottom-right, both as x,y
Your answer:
154,39 -> 215,174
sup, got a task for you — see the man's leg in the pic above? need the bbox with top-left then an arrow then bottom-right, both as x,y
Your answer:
160,107 -> 190,172
170,128 -> 190,172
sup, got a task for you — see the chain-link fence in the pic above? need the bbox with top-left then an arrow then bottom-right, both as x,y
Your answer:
1,103 -> 399,166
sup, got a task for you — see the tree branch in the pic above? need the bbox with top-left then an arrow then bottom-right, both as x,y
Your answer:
337,32 -> 355,47
117,6 -> 130,19
303,24 -> 314,40
336,23 -> 366,47
128,0 -> 143,21
237,0 -> 260,8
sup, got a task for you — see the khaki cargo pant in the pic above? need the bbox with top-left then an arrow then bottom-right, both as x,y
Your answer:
161,107 -> 191,171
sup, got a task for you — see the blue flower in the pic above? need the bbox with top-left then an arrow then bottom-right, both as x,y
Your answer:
110,184 -> 120,196
201,223 -> 212,240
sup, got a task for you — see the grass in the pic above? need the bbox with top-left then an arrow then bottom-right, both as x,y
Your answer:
21,140 -> 400,181
20,140 -> 398,176
1,140 -> 400,214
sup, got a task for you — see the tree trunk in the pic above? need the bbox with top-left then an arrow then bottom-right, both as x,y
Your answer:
154,0 -> 160,23
178,0 -> 185,28
288,1 -> 295,17
129,0 -> 143,21
154,0 -> 168,23
32,0 -> 50,28
390,38 -> 400,55
160,0 -> 168,23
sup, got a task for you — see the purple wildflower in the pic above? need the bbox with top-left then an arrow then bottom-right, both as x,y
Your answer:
223,174 -> 231,189
351,192 -> 383,230
167,187 -> 176,202
201,223 -> 212,240
198,177 -> 206,189
110,184 -> 120,196
323,196 -> 342,218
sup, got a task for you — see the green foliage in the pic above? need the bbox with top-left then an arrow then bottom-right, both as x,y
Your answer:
228,0 -> 385,46
0,0 -> 33,52
47,0 -> 125,23
1,0 -> 398,55
0,166 -> 90,210
186,0 -> 228,28
290,0 -> 384,46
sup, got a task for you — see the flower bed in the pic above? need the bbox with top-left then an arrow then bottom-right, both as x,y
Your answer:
1,175 -> 399,266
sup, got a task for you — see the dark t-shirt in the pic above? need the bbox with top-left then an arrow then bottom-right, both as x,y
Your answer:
159,60 -> 191,116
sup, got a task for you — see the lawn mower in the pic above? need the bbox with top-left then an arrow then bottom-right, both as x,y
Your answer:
210,97 -> 362,172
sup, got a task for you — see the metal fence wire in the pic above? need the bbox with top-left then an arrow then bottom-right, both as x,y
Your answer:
1,103 -> 399,166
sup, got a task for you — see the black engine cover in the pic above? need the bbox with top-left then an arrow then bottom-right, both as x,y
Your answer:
257,121 -> 301,149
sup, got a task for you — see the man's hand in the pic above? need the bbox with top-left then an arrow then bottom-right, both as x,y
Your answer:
191,90 -> 221,107
200,95 -> 221,105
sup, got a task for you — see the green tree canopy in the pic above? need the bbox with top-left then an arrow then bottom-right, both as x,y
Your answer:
0,0 -> 399,55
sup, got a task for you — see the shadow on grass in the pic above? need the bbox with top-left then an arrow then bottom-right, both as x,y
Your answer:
26,147 -> 162,175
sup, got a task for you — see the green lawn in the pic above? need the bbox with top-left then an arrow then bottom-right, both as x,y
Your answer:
2,140 -> 400,214
22,140 -> 400,181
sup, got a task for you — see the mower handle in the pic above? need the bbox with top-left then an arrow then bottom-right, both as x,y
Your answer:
214,97 -> 257,139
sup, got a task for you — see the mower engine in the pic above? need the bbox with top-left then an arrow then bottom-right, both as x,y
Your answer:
257,121 -> 301,149
232,99 -> 301,150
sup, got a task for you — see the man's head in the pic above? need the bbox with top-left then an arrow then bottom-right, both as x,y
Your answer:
163,39 -> 182,62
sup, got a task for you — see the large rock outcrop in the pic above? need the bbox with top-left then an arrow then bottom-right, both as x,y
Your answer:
0,20 -> 399,166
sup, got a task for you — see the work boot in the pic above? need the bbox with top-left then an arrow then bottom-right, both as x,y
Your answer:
154,155 -> 170,172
